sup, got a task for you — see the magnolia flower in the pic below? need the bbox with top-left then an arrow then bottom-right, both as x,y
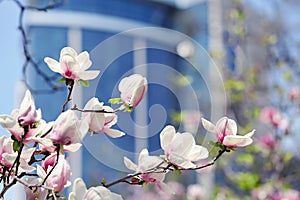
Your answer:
160,125 -> 209,168
49,110 -> 89,145
187,184 -> 206,200
288,86 -> 300,101
18,90 -> 42,126
0,110 -> 23,141
124,149 -> 171,193
24,178 -> 47,200
118,74 -> 147,108
69,178 -> 123,200
82,98 -> 125,138
258,133 -> 277,150
37,154 -> 71,192
0,90 -> 41,134
202,117 -> 255,148
0,136 -> 35,173
260,107 -> 288,130
44,47 -> 100,81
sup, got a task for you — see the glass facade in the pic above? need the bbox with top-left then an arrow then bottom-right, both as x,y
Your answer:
27,0 -> 209,196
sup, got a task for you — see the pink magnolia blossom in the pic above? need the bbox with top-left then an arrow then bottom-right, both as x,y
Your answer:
160,125 -> 209,168
260,107 -> 288,130
0,90 -> 41,136
44,47 -> 100,81
0,136 -> 35,173
68,178 -> 123,200
82,98 -> 125,138
288,86 -> 300,101
18,90 -> 42,126
37,154 -> 71,192
49,110 -> 89,145
258,133 -> 278,150
202,117 -> 255,148
24,178 -> 47,200
118,74 -> 147,108
124,149 -> 171,193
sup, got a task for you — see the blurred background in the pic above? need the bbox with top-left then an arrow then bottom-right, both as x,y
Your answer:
0,0 -> 300,199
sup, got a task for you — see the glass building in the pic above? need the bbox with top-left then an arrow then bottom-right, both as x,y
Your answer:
26,0 -> 213,197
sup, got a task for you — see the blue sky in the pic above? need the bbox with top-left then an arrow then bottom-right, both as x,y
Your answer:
0,1 -> 22,119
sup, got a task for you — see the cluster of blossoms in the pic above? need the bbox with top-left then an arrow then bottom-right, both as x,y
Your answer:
0,47 -> 255,199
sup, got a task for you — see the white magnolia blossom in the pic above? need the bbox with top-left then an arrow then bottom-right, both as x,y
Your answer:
160,125 -> 209,169
44,47 -> 100,81
201,117 -> 255,148
69,178 -> 123,200
118,74 -> 147,108
124,149 -> 172,193
82,98 -> 125,138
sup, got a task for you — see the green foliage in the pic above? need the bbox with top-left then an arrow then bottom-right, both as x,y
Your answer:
101,178 -> 106,185
58,77 -> 66,83
78,80 -> 89,87
234,172 -> 259,191
108,98 -> 122,105
236,153 -> 254,166
124,106 -> 133,113
224,79 -> 246,91
171,111 -> 183,124
12,139 -> 20,152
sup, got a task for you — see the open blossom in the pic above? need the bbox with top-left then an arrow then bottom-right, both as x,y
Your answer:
202,117 -> 255,148
260,107 -> 288,130
288,86 -> 300,101
37,154 -> 71,192
69,178 -> 123,200
0,90 -> 41,133
82,98 -> 125,138
0,136 -> 35,173
258,133 -> 278,150
160,125 -> 209,168
44,47 -> 100,81
118,74 -> 147,108
18,90 -> 42,126
24,178 -> 48,200
124,149 -> 171,193
49,110 -> 89,145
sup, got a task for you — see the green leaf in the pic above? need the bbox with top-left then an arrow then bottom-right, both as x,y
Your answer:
108,98 -> 122,105
78,80 -> 89,87
124,106 -> 134,113
58,77 -> 66,83
101,178 -> 106,185
60,144 -> 65,155
13,139 -> 20,152
234,172 -> 259,191
237,153 -> 254,165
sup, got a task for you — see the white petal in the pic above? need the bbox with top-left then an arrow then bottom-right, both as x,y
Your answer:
160,125 -> 176,150
124,157 -> 137,171
21,148 -> 35,161
72,178 -> 87,200
201,118 -> 216,133
37,165 -> 46,179
0,115 -> 16,128
28,137 -> 53,147
103,128 -> 125,138
223,135 -> 253,147
64,143 -> 82,152
44,57 -> 63,74
76,51 -> 92,70
168,153 -> 196,168
77,70 -> 100,80
245,129 -> 256,137
187,145 -> 209,161
18,159 -> 35,173
60,47 -> 78,58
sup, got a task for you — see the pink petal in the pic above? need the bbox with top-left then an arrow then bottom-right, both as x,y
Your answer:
201,118 -> 216,133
